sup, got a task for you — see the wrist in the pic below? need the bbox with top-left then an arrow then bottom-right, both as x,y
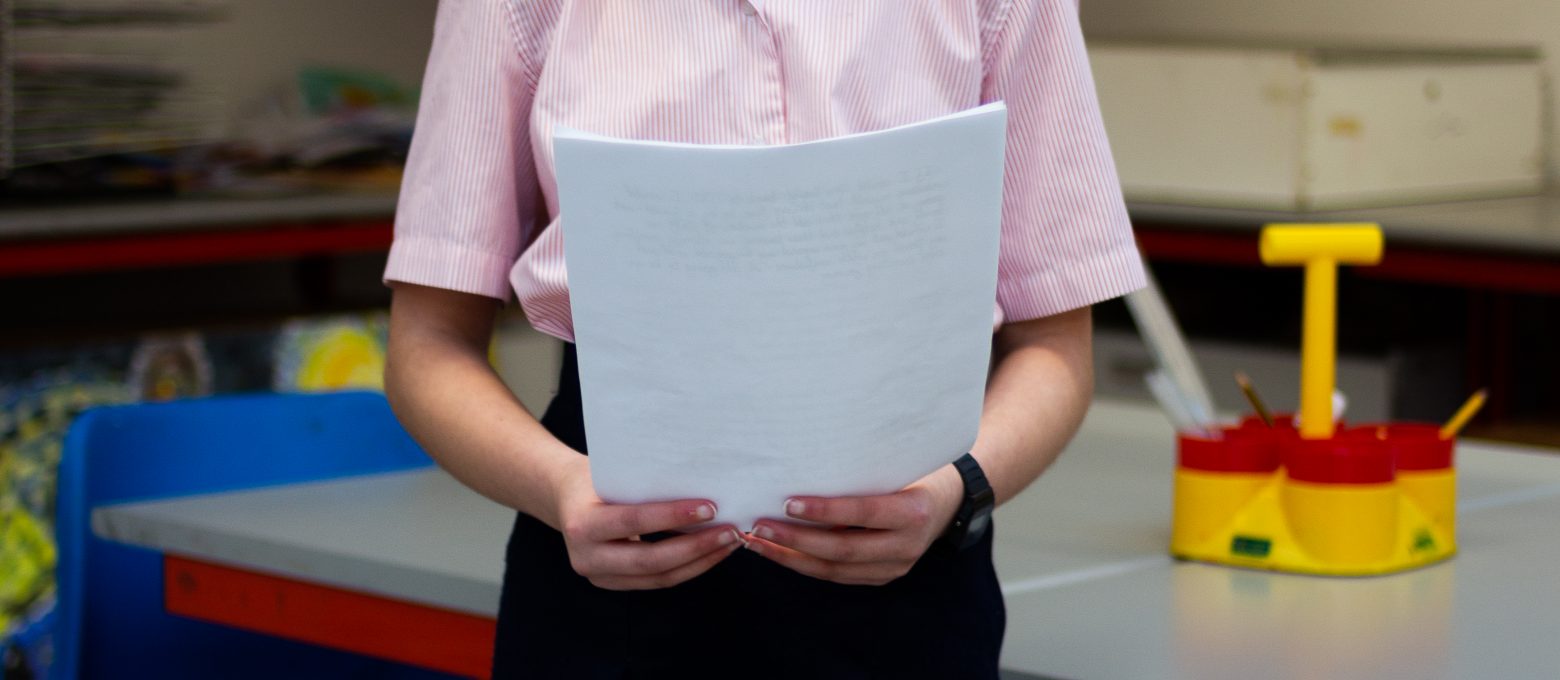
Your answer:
539,449 -> 591,531
927,463 -> 965,537
935,453 -> 996,550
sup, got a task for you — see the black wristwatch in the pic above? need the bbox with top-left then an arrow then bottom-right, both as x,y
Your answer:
939,453 -> 995,550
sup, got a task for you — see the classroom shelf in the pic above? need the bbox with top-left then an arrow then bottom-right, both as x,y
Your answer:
0,190 -> 397,276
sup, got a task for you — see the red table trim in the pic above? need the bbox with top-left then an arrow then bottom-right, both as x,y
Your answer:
163,555 -> 495,679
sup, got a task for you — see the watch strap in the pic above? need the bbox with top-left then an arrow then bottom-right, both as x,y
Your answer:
941,453 -> 995,551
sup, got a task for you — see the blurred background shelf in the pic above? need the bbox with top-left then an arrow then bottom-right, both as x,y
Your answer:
0,0 -> 233,176
1131,193 -> 1560,257
0,188 -> 396,239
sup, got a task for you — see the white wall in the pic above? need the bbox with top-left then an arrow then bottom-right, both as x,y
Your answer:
1081,0 -> 1557,185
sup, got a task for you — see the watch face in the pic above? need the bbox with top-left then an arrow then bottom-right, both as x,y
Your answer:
969,509 -> 992,537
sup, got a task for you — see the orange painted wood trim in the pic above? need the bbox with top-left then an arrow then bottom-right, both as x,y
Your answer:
163,555 -> 495,679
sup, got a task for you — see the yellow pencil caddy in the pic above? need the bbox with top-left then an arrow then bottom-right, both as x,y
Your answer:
1169,223 -> 1457,576
1170,419 -> 1457,576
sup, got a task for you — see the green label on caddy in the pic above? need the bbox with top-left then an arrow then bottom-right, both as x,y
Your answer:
1230,535 -> 1272,558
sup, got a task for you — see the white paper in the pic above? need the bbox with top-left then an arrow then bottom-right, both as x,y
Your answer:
554,103 -> 1007,531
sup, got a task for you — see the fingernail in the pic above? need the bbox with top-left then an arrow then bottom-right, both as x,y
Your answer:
785,499 -> 805,517
721,529 -> 741,546
695,504 -> 716,521
753,525 -> 775,541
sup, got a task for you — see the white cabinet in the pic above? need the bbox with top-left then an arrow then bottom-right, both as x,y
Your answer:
1090,41 -> 1546,210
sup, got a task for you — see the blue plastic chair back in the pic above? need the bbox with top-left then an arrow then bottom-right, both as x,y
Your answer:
53,391 -> 449,679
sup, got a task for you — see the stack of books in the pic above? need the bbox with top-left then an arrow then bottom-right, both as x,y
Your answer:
3,0 -> 228,171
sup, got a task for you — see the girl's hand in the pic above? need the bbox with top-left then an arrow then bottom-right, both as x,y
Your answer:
744,464 -> 964,586
554,458 -> 743,590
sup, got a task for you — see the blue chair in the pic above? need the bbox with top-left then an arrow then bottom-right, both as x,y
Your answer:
53,391 -> 456,680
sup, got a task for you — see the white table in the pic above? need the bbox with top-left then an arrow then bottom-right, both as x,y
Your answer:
94,399 -> 1560,679
993,402 -> 1560,680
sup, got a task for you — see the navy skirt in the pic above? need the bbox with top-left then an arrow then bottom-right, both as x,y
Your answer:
490,345 -> 1005,679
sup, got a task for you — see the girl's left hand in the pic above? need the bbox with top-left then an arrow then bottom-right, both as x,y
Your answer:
744,464 -> 965,586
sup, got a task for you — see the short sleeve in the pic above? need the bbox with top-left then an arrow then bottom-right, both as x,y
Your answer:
384,0 -> 541,300
981,0 -> 1146,322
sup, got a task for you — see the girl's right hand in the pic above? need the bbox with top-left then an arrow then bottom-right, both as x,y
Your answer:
553,458 -> 743,590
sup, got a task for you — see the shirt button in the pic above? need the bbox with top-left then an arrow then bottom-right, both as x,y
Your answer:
740,1 -> 757,17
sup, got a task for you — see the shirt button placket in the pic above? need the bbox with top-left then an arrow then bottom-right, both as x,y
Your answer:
741,1 -> 785,145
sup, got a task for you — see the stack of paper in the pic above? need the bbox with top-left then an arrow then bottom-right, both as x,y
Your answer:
555,104 -> 1008,530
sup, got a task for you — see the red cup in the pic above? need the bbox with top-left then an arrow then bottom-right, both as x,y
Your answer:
1284,433 -> 1395,484
1179,425 -> 1283,473
1348,423 -> 1454,471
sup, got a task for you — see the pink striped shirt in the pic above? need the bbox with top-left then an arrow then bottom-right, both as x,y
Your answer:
386,0 -> 1145,341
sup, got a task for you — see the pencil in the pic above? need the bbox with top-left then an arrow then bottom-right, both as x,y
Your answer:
1235,372 -> 1274,427
1439,389 -> 1487,439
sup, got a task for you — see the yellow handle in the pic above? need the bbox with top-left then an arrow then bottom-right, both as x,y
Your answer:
1260,225 -> 1383,266
1300,259 -> 1337,438
1260,224 -> 1384,439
